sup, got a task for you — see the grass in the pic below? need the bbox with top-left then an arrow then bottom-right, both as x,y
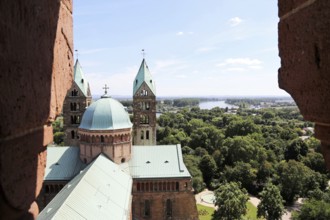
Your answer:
243,201 -> 264,220
197,204 -> 214,220
197,202 -> 263,220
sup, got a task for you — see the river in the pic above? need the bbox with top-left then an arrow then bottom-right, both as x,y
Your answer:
199,100 -> 237,110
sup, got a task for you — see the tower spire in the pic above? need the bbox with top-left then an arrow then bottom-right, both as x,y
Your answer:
141,49 -> 146,59
75,49 -> 79,59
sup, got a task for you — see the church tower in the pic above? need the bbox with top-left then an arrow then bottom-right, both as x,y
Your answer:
132,59 -> 157,145
63,59 -> 92,146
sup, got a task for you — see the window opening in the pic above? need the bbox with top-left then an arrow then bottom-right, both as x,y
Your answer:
166,199 -> 172,217
144,200 -> 150,217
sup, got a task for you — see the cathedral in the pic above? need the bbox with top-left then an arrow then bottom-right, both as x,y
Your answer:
37,59 -> 198,220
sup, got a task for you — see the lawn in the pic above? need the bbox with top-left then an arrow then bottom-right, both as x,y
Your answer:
197,202 -> 263,220
243,201 -> 264,220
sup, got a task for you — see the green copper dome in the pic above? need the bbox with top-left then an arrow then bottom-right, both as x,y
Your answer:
79,97 -> 132,130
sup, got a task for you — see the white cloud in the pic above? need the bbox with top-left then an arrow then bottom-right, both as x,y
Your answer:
228,17 -> 243,27
176,31 -> 194,36
196,47 -> 216,53
219,58 -> 262,66
226,67 -> 246,72
175,74 -> 187,79
216,58 -> 263,71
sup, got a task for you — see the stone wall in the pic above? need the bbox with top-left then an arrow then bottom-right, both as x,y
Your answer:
63,83 -> 91,147
133,84 -> 157,145
278,0 -> 330,169
0,0 -> 73,218
132,178 -> 198,220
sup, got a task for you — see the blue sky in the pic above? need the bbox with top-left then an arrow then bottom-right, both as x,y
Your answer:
74,0 -> 289,97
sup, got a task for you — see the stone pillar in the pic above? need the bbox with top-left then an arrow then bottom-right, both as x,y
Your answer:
0,0 -> 73,218
278,0 -> 330,169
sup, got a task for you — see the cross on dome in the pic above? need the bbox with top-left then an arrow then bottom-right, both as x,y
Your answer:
103,84 -> 109,94
101,84 -> 111,98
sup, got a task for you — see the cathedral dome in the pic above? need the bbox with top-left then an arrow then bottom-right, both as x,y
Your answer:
79,97 -> 132,130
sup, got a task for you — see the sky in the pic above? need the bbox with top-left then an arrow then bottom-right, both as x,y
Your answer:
74,0 -> 289,97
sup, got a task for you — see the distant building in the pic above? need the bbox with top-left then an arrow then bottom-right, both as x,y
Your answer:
38,59 -> 198,220
63,60 -> 92,146
132,59 -> 157,145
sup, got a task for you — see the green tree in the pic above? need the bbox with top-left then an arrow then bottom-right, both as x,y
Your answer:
53,131 -> 64,145
276,160 -> 326,204
284,138 -> 308,161
225,119 -> 260,137
257,182 -> 285,220
199,154 -> 217,187
212,182 -> 249,220
223,162 -> 257,192
183,155 -> 205,193
292,199 -> 330,220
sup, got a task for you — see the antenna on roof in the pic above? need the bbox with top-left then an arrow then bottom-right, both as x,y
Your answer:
141,49 -> 146,59
75,49 -> 79,59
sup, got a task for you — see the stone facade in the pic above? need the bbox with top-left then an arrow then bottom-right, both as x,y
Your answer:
78,128 -> 132,164
132,178 -> 198,220
133,83 -> 157,145
278,0 -> 330,169
63,83 -> 92,146
0,0 -> 73,218
37,181 -> 67,211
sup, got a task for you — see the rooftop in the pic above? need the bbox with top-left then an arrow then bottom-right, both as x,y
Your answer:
129,144 -> 191,179
44,146 -> 86,181
38,154 -> 132,220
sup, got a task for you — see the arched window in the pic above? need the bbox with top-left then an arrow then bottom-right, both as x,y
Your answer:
141,130 -> 144,140
71,130 -> 75,139
166,199 -> 172,217
71,89 -> 78,96
146,102 -> 150,110
144,200 -> 150,217
101,135 -> 104,143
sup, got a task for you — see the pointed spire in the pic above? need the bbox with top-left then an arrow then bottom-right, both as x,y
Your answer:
74,59 -> 90,97
133,59 -> 156,96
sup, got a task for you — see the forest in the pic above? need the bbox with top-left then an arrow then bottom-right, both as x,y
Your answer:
157,106 -> 330,219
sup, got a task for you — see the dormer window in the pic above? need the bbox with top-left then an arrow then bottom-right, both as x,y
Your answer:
81,79 -> 84,83
136,79 -> 138,85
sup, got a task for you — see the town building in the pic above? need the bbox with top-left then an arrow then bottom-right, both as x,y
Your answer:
37,59 -> 198,220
